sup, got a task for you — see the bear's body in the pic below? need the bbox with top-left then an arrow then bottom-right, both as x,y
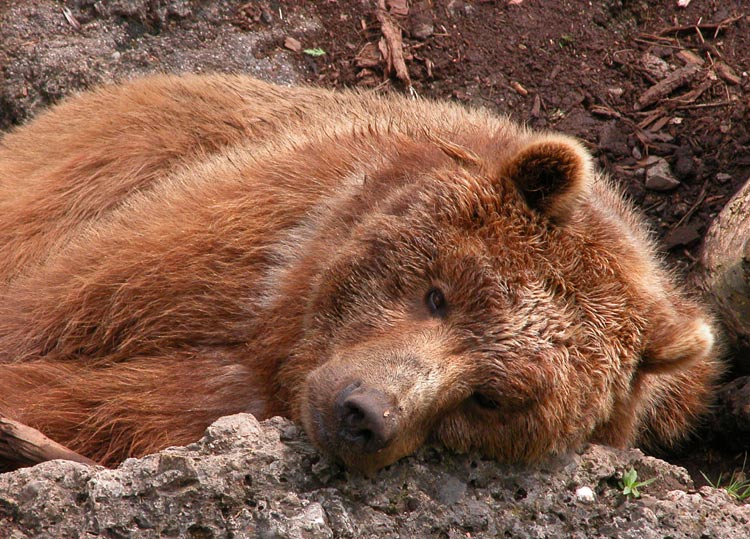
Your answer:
0,75 -> 720,471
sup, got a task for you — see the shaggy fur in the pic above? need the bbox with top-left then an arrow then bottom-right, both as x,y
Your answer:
0,74 -> 721,472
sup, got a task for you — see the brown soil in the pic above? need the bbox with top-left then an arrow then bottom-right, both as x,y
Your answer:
254,0 -> 750,485
260,0 -> 750,273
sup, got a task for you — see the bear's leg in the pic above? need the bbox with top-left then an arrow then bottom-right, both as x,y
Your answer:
0,350 -> 268,466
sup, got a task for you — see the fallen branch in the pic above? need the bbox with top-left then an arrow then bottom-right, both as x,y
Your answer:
0,416 -> 97,472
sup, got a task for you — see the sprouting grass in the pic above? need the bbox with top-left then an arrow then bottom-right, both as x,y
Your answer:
702,455 -> 750,502
702,471 -> 750,501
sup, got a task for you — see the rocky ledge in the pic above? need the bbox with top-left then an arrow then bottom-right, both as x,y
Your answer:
1,414 -> 748,539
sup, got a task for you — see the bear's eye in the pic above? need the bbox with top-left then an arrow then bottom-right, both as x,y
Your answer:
425,288 -> 447,316
470,392 -> 501,410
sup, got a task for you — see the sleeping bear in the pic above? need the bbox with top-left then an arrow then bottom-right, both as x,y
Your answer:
0,74 -> 721,473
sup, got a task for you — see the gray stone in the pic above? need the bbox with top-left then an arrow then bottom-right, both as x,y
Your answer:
1,414 -> 749,538
645,158 -> 681,191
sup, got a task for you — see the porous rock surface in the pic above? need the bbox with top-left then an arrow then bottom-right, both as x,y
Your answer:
1,414 -> 748,539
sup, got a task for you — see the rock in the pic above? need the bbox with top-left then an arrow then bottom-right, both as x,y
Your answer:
641,52 -> 671,80
663,224 -> 701,249
598,121 -> 630,157
645,158 -> 681,191
713,376 -> 750,451
1,414 -> 749,538
410,1 -> 434,40
716,172 -> 732,183
673,145 -> 696,180
575,486 -> 596,503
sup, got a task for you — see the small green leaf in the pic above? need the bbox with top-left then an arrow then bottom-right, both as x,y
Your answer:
303,48 -> 326,57
622,468 -> 637,485
638,476 -> 658,487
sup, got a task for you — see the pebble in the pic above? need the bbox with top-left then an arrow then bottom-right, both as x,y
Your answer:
575,486 -> 596,503
716,172 -> 732,184
645,158 -> 681,191
673,146 -> 695,180
663,224 -> 701,249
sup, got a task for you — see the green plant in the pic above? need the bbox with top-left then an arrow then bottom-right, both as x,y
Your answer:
701,456 -> 750,502
619,468 -> 657,499
558,34 -> 575,48
303,48 -> 326,57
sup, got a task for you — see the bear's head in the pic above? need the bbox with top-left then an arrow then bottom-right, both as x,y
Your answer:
281,133 -> 716,473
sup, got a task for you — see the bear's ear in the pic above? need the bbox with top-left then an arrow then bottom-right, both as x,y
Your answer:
502,136 -> 593,222
639,309 -> 716,374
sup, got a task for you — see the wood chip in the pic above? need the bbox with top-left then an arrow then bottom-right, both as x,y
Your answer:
425,57 -> 434,78
665,77 -> 712,107
636,63 -> 702,110
510,81 -> 528,96
590,104 -> 621,119
676,49 -> 704,66
61,6 -> 81,31
531,94 -> 542,117
715,62 -> 741,85
386,0 -> 409,16
650,115 -> 670,132
355,42 -> 381,69
375,0 -> 411,86
658,15 -> 744,37
284,36 -> 301,53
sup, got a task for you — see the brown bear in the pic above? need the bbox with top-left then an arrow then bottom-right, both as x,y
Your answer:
0,74 -> 721,473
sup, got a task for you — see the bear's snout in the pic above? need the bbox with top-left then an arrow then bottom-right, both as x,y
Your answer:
334,382 -> 399,454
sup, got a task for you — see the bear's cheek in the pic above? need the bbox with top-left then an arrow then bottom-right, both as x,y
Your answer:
428,363 -> 578,461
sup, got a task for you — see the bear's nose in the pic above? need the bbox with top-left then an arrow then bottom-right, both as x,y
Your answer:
335,383 -> 398,454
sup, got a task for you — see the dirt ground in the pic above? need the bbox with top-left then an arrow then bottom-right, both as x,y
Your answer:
252,0 -> 750,274
248,0 -> 750,484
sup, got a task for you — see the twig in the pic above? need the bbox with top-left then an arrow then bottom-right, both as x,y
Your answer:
658,15 -> 744,38
672,179 -> 709,231
675,100 -> 734,110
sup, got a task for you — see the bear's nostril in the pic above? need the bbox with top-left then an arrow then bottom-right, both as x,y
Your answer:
343,401 -> 365,426
335,386 -> 398,454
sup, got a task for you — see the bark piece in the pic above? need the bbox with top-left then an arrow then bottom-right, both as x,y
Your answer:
0,416 -> 97,472
698,176 -> 750,370
376,0 -> 411,86
636,64 -> 702,110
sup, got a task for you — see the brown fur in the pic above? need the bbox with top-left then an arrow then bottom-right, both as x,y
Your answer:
0,74 -> 722,472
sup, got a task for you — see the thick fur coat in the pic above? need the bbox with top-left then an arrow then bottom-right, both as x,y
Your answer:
0,75 -> 721,472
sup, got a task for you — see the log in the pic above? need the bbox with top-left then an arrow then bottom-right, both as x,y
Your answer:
698,176 -> 750,372
0,416 -> 97,472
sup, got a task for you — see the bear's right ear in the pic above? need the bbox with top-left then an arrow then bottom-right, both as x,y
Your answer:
502,136 -> 594,222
